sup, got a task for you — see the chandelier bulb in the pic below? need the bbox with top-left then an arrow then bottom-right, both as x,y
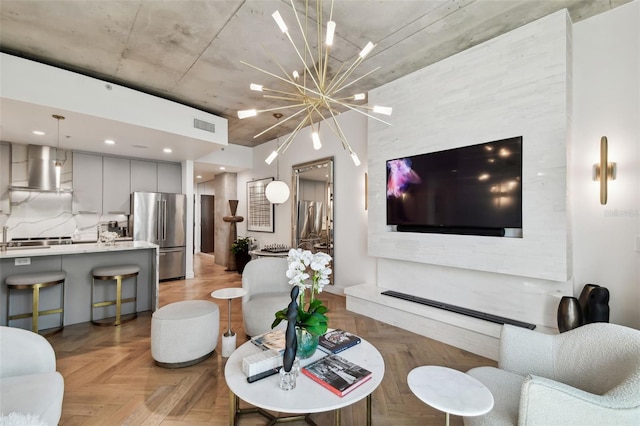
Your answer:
272,11 -> 288,33
250,83 -> 263,92
326,21 -> 336,46
350,151 -> 362,167
353,93 -> 366,101
292,70 -> 300,81
359,42 -> 375,59
265,150 -> 278,165
373,105 -> 392,116
312,132 -> 322,150
238,109 -> 257,119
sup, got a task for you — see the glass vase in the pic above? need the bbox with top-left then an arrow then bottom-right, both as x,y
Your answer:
278,358 -> 300,391
296,327 -> 319,359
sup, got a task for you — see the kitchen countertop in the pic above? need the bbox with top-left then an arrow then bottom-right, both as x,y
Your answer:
0,241 -> 158,259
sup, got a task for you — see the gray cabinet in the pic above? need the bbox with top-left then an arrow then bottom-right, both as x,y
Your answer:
72,152 -> 102,214
131,160 -> 158,193
0,142 -> 10,215
157,162 -> 182,194
103,156 -> 130,214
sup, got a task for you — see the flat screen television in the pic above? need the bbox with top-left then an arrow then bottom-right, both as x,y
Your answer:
386,136 -> 522,237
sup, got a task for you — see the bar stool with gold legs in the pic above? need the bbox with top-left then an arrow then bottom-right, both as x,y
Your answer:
5,271 -> 66,333
91,264 -> 140,326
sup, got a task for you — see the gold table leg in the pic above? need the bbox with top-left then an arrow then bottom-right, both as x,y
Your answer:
229,390 -> 237,426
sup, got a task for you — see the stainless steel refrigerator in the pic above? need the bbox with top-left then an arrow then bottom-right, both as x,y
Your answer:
130,191 -> 186,281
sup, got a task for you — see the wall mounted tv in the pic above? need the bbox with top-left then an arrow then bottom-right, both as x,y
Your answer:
386,136 -> 523,237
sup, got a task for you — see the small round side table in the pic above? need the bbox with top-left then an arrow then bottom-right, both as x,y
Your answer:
408,365 -> 494,426
211,288 -> 247,357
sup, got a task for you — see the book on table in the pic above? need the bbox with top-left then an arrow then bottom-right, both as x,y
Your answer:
302,354 -> 372,397
318,329 -> 361,354
250,329 -> 286,353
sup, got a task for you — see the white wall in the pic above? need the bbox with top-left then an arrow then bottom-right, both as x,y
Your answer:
237,109 -> 375,292
572,0 -> 640,328
367,11 -> 572,329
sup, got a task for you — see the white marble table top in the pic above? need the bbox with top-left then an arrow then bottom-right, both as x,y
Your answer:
211,287 -> 247,300
407,366 -> 494,417
225,336 -> 385,414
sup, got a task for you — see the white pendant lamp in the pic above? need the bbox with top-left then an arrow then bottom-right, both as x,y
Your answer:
265,180 -> 290,204
265,113 -> 290,204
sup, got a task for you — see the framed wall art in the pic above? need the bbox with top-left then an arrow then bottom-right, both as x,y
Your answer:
247,177 -> 275,232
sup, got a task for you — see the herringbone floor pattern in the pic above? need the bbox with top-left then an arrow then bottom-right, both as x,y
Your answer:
47,253 -> 496,425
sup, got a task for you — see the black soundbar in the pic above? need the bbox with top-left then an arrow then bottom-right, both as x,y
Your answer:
396,225 -> 506,237
381,290 -> 536,329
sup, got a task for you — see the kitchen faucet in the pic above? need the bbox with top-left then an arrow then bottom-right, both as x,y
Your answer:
1,225 -> 7,252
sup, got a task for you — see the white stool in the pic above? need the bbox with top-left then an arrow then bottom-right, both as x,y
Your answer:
151,300 -> 220,368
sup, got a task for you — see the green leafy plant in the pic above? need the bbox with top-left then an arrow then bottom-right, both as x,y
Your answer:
231,236 -> 252,255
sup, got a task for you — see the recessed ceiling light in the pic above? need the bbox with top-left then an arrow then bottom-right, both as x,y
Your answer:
105,139 -> 115,145
163,148 -> 172,153
33,130 -> 45,135
196,175 -> 202,179
132,144 -> 148,149
219,166 -> 226,170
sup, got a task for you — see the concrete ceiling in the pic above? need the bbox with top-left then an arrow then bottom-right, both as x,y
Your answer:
0,0 -> 631,182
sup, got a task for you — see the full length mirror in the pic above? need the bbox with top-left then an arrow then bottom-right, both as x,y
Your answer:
292,157 -> 334,284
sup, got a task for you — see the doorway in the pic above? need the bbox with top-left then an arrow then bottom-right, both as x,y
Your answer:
201,195 -> 215,253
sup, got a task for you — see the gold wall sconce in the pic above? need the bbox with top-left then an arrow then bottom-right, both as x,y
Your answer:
592,136 -> 617,205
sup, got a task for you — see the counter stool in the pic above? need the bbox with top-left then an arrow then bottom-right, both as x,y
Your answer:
91,264 -> 140,326
5,271 -> 66,333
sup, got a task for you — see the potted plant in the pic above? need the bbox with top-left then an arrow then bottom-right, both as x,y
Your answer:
231,236 -> 252,274
272,248 -> 331,358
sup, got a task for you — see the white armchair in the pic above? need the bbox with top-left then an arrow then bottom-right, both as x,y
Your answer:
241,257 -> 292,336
0,326 -> 64,425
464,323 -> 640,426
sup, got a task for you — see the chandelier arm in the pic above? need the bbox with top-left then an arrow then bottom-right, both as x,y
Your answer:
326,107 -> 352,151
263,94 -> 307,102
283,25 -> 322,93
331,66 -> 381,96
279,115 -> 311,155
324,57 -> 348,91
241,60 -> 324,100
289,0 -> 322,88
253,106 -> 310,139
323,95 -> 393,126
326,55 -> 366,94
262,86 -> 309,97
257,44 -> 310,96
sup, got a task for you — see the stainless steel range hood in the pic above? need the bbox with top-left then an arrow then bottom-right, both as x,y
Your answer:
8,145 -> 72,193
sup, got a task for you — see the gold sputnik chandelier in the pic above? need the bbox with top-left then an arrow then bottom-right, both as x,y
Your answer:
237,0 -> 392,166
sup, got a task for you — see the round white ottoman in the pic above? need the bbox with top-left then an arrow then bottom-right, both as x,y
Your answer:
151,300 -> 220,368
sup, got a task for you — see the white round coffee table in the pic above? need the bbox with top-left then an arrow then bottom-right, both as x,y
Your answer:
225,336 -> 385,425
211,287 -> 247,357
408,366 -> 493,426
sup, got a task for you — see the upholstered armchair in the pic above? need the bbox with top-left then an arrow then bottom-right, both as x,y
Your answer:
0,326 -> 64,425
464,323 -> 640,426
241,257 -> 291,336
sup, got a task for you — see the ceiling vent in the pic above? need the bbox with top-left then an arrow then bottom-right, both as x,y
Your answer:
193,118 -> 215,133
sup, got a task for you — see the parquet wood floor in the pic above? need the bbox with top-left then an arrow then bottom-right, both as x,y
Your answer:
47,253 -> 496,425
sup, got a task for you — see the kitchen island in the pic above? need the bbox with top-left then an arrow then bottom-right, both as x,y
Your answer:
0,241 -> 158,329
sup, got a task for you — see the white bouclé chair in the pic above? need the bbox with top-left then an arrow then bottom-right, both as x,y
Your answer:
0,326 -> 64,425
464,323 -> 640,426
241,257 -> 291,337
